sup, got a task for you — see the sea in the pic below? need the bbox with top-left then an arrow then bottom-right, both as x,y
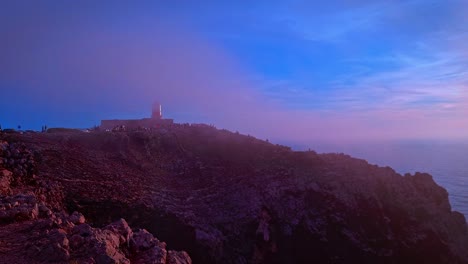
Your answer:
308,140 -> 468,219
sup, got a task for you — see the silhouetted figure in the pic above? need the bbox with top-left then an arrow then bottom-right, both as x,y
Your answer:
17,125 -> 21,131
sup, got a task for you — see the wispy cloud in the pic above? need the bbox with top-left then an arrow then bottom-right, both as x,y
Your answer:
281,3 -> 385,43
1,1 -> 467,142
252,0 -> 468,141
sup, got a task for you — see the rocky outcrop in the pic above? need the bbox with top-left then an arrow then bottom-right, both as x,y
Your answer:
0,140 -> 37,184
0,138 -> 192,264
0,168 -> 12,194
0,194 -> 40,223
1,128 -> 468,263
0,209 -> 192,264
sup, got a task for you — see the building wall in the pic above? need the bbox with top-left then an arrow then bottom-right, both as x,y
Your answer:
100,118 -> 173,130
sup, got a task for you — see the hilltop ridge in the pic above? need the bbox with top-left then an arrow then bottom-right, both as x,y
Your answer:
1,125 -> 467,263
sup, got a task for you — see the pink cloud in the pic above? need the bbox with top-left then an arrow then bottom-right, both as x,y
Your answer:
1,7 -> 467,144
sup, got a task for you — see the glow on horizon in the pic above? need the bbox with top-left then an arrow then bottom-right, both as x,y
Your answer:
0,1 -> 467,143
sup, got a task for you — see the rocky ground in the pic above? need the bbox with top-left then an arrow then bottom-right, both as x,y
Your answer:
0,137 -> 191,264
1,125 -> 467,263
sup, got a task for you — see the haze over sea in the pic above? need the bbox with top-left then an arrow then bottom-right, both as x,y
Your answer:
308,140 -> 468,218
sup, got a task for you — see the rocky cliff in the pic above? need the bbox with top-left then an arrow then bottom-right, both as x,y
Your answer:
1,126 -> 467,264
0,137 -> 191,264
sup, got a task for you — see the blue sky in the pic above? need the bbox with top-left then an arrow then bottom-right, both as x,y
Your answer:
179,0 -> 466,109
0,1 -> 467,142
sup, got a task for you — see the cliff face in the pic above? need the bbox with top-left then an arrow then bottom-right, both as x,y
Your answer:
0,137 -> 191,264
1,126 -> 467,264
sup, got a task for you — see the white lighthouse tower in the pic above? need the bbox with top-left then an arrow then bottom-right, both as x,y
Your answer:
152,102 -> 162,119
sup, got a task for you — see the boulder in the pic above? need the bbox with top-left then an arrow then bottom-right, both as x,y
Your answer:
131,229 -> 160,252
69,211 -> 86,225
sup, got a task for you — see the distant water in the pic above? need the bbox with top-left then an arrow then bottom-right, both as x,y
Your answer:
309,140 -> 468,219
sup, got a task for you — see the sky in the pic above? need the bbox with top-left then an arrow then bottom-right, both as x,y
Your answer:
1,0 -> 468,145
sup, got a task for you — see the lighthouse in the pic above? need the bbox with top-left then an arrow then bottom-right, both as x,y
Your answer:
152,102 -> 162,119
100,102 -> 173,130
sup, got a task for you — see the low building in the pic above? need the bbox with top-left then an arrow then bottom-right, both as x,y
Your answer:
100,102 -> 174,130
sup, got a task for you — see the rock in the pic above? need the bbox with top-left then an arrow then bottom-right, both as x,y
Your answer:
72,223 -> 93,237
0,194 -> 39,223
69,211 -> 86,225
0,169 -> 12,194
0,138 -> 192,263
69,220 -> 132,264
36,241 -> 70,262
133,246 -> 167,264
0,142 -> 37,186
105,218 -> 133,246
0,169 -> 12,177
33,229 -> 70,263
3,128 -> 467,263
50,228 -> 70,249
38,204 -> 53,218
69,233 -> 85,249
131,229 -> 159,252
167,251 -> 192,264
92,229 -> 130,264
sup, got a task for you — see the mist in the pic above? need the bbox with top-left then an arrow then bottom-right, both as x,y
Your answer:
1,1 -> 467,146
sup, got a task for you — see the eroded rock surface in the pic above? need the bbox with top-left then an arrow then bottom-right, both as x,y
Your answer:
1,128 -> 468,264
0,138 -> 191,264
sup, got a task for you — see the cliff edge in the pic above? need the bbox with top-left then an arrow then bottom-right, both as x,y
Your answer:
1,126 -> 467,263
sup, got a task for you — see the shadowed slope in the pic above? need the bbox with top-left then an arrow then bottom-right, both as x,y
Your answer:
2,126 -> 468,264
